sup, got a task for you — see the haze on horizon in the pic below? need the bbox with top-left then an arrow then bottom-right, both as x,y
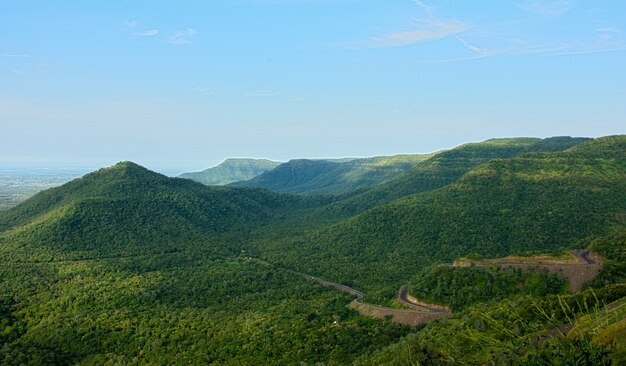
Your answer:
1,0 -> 625,172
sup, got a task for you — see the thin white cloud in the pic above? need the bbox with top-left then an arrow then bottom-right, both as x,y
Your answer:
454,35 -> 485,55
245,90 -> 282,97
168,28 -> 198,45
341,1 -> 467,49
191,87 -> 216,96
518,0 -> 574,18
133,29 -> 159,37
411,0 -> 435,18
419,38 -> 626,64
348,20 -> 467,49
543,46 -> 626,57
0,53 -> 33,58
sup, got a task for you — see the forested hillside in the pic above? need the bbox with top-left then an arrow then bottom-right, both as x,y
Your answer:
179,158 -> 281,185
327,136 -> 590,215
231,154 -> 433,195
0,162 -> 321,262
255,136 -> 625,299
0,136 -> 624,364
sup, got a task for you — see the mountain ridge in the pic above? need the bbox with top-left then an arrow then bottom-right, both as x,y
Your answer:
179,158 -> 281,186
231,153 -> 435,195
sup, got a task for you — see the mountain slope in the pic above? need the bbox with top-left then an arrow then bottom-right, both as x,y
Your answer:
0,162 -> 409,365
328,136 -> 591,215
179,158 -> 281,185
232,154 -> 433,195
257,136 -> 625,297
0,162 -> 308,261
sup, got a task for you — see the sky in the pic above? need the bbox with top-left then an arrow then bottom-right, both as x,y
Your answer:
1,0 -> 625,172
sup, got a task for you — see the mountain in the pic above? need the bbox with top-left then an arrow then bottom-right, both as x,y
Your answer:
0,162 -> 407,365
0,161 -> 308,262
257,136 -> 625,297
327,136 -> 591,215
179,158 -> 281,185
231,154 -> 434,195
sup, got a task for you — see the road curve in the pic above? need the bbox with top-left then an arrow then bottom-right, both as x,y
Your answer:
576,249 -> 596,265
286,269 -> 450,326
397,285 -> 451,314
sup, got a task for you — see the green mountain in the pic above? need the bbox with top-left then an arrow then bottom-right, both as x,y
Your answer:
1,136 -> 624,364
0,161 -> 309,262
0,161 -> 410,365
257,136 -> 625,298
179,158 -> 281,185
231,154 -> 434,195
328,136 -> 590,215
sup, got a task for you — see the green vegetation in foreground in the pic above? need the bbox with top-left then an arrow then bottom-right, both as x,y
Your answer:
355,285 -> 626,365
0,256 -> 410,364
231,153 -> 434,195
179,158 -> 281,186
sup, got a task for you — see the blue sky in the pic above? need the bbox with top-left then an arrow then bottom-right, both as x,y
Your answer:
1,0 -> 625,172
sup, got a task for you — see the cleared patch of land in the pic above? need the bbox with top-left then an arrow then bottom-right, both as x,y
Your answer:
453,249 -> 602,291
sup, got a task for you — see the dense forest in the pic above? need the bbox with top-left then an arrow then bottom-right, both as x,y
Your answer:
0,136 -> 624,364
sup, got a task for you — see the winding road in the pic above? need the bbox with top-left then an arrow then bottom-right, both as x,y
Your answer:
247,248 -> 601,326
288,269 -> 450,326
397,284 -> 451,313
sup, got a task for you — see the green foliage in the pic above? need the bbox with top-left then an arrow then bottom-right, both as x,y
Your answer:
0,257 -> 410,365
232,154 -> 433,195
0,136 -> 623,364
409,265 -> 568,311
591,228 -> 626,287
179,158 -> 281,185
255,136 -> 625,297
356,284 -> 626,365
0,162 -> 326,262
327,136 -> 590,216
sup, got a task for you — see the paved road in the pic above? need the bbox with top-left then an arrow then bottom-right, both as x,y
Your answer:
288,268 -> 450,320
397,285 -> 450,314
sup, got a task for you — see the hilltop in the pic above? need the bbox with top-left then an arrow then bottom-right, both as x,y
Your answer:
0,161 -> 310,262
179,158 -> 281,185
